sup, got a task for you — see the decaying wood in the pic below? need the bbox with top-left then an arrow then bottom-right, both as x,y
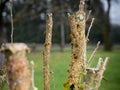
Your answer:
67,0 -> 86,89
1,43 -> 31,90
43,13 -> 53,90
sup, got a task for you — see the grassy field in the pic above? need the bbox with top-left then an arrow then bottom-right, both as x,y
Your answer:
4,47 -> 120,90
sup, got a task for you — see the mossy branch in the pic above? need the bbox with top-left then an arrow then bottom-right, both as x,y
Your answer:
65,1 -> 109,90
43,13 -> 53,90
66,0 -> 86,89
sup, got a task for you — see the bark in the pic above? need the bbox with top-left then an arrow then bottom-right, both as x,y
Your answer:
0,1 -> 9,89
64,1 -> 109,90
1,43 -> 31,90
84,57 -> 109,90
43,13 -> 53,90
65,1 -> 86,90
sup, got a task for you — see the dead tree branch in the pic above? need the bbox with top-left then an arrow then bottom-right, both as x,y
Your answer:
43,13 -> 53,90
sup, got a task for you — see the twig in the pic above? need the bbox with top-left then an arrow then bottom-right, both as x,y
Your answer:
84,57 -> 109,90
86,18 -> 95,41
88,41 -> 100,66
103,57 -> 109,69
30,61 -> 38,90
96,57 -> 103,69
9,0 -> 14,43
86,10 -> 92,21
94,57 -> 109,90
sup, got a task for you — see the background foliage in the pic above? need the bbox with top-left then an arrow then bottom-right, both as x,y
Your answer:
0,0 -> 120,49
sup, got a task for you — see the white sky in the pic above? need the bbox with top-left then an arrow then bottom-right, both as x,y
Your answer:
102,0 -> 120,25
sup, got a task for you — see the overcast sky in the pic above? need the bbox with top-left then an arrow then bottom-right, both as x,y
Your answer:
102,0 -> 120,25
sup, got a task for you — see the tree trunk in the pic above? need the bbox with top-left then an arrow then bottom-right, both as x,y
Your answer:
66,1 -> 86,90
59,0 -> 65,52
103,30 -> 112,51
0,0 -> 8,46
60,20 -> 65,52
0,0 -> 7,62
0,1 -> 8,89
0,22 -> 7,90
0,25 -> 7,46
103,0 -> 112,51
1,43 -> 31,90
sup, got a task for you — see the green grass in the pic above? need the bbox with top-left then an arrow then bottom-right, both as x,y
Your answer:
3,48 -> 120,90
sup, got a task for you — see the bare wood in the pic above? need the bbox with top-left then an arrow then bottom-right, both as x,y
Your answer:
30,61 -> 38,90
88,41 -> 100,66
43,13 -> 53,90
84,57 -> 109,90
96,58 -> 103,69
83,68 -> 96,90
94,57 -> 109,90
1,43 -> 31,90
86,18 -> 95,41
67,0 -> 86,89
86,10 -> 92,21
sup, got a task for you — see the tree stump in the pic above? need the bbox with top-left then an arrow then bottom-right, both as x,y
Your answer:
1,43 -> 31,90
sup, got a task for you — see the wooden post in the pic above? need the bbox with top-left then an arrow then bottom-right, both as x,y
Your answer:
66,0 -> 86,90
43,13 -> 53,90
1,43 -> 31,90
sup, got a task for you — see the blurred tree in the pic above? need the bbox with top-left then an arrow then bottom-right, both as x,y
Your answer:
0,0 -> 119,51
0,1 -> 8,89
86,0 -> 119,51
0,0 -> 9,46
104,0 -> 112,51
